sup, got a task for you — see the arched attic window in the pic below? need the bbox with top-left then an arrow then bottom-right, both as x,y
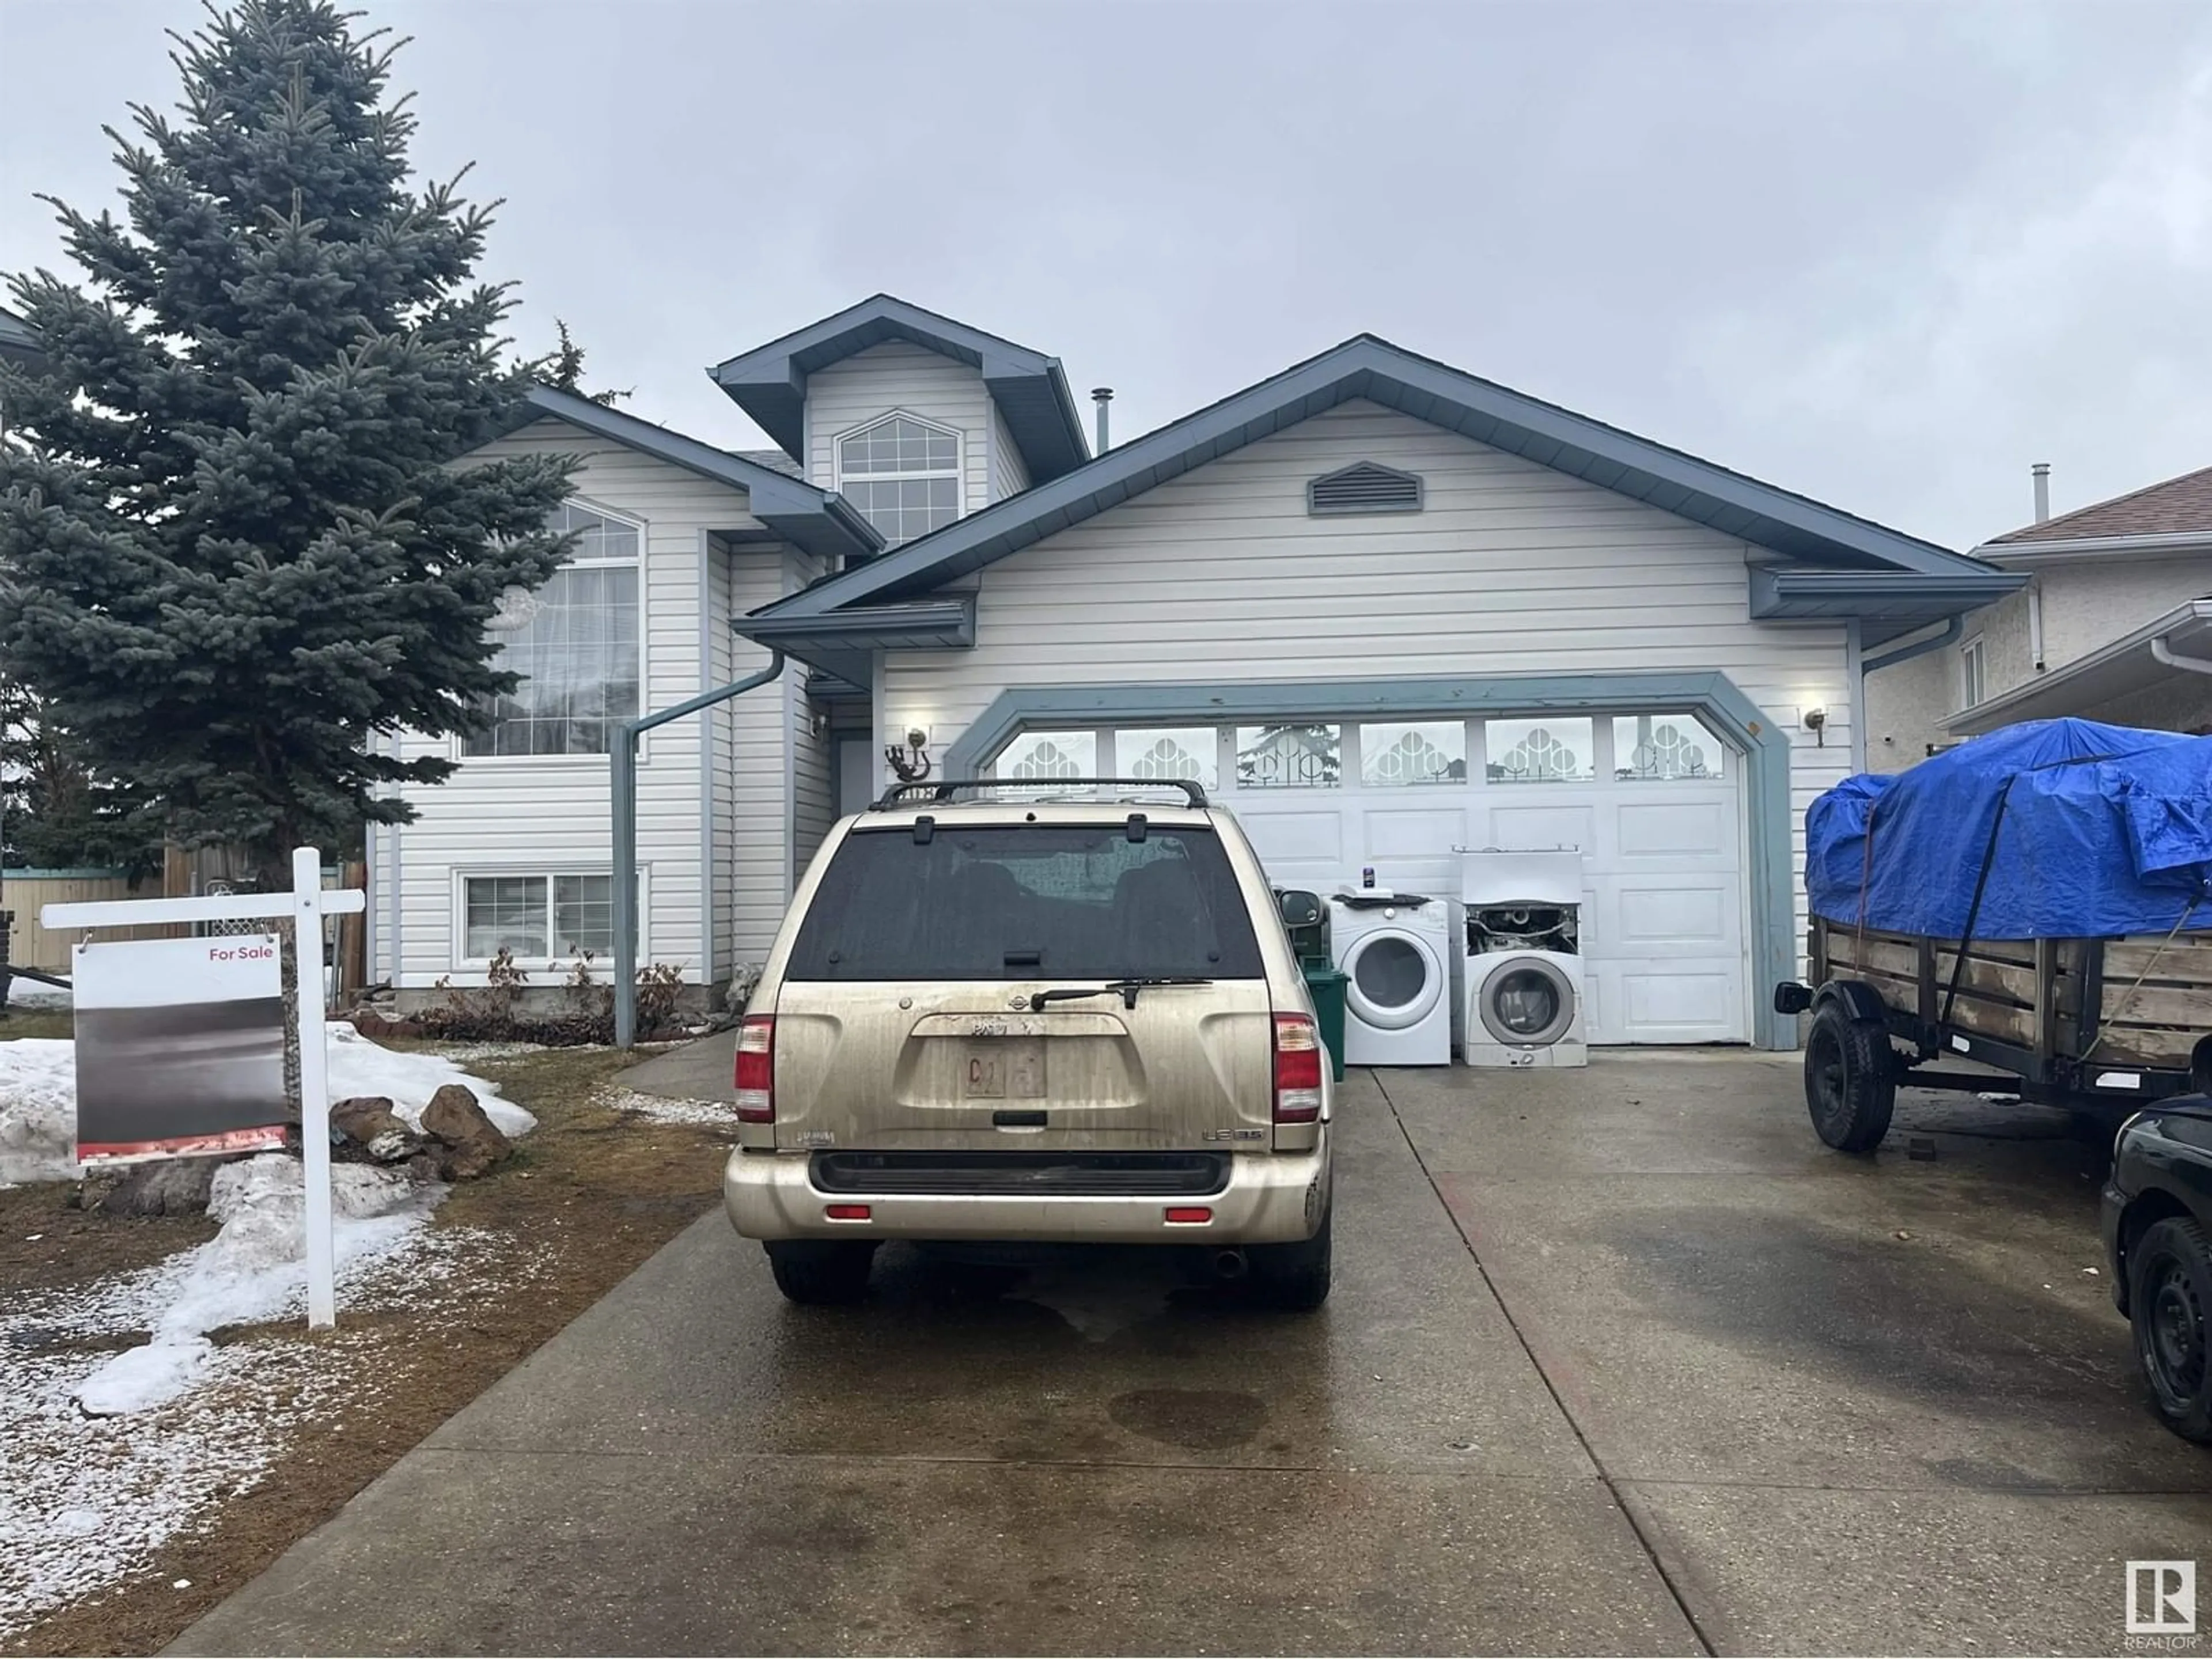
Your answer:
836,413 -> 961,547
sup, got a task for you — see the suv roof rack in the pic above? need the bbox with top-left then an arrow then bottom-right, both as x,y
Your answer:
870,776 -> 1210,811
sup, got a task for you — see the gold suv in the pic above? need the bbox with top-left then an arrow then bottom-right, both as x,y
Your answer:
723,778 -> 1334,1310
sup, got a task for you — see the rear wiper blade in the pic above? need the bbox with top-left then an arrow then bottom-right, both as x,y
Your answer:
1027,977 -> 1214,1012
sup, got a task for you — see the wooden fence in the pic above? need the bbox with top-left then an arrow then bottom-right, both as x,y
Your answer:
3,869 -> 177,971
5,855 -> 368,1003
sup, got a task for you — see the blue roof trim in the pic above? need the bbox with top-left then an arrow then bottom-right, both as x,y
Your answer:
514,387 -> 881,562
1749,567 -> 2025,618
753,335 -> 1999,627
708,294 -> 1089,484
739,596 -> 975,688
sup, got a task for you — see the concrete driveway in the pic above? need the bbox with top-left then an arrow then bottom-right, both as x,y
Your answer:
172,1053 -> 2211,1657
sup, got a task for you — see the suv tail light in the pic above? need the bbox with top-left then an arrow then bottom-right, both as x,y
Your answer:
1273,1013 -> 1323,1123
734,1016 -> 775,1123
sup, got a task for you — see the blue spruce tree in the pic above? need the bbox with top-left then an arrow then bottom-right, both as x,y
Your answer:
0,0 -> 577,890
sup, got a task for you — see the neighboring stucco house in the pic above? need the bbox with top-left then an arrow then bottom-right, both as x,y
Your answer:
375,294 -> 2021,1049
1866,465 -> 2212,766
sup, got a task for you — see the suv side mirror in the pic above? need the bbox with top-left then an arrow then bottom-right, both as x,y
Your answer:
1277,889 -> 1323,929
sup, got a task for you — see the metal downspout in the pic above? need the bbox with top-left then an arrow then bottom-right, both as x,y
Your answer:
613,647 -> 786,1048
1861,615 -> 1963,674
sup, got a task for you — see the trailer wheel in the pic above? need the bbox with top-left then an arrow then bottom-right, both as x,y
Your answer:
1805,1000 -> 1896,1152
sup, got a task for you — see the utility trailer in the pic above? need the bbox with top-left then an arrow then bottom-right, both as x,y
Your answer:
1775,918 -> 2212,1150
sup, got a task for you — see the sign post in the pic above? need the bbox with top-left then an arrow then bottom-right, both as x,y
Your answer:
43,847 -> 365,1330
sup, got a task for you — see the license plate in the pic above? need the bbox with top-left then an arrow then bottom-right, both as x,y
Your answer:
965,1039 -> 1045,1099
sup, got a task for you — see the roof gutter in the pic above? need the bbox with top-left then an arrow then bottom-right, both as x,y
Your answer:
1862,615 -> 1962,673
2152,633 -> 2212,677
1975,530 -> 2212,563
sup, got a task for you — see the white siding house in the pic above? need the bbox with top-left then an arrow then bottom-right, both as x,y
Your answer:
376,296 -> 2016,1047
373,396 -> 874,1005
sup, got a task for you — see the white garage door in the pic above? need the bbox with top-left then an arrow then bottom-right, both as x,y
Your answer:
991,713 -> 1749,1045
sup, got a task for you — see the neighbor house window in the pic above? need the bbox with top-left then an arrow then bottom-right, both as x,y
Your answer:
465,501 -> 641,757
1960,637 -> 1986,707
837,414 -> 961,547
463,873 -> 618,961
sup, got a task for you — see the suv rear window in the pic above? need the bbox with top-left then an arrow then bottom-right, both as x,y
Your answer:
786,824 -> 1264,981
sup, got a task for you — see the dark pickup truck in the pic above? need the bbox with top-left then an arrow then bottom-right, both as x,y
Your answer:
2103,1097 -> 2212,1444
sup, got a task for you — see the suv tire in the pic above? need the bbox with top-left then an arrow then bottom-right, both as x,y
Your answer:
1246,1209 -> 1332,1312
2128,1215 -> 2212,1443
765,1240 -> 877,1306
1805,1000 -> 1896,1153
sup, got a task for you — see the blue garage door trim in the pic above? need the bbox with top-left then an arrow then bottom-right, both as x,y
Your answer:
942,671 -> 1798,1051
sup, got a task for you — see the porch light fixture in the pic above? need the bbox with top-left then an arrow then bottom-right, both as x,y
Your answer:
1804,707 -> 1827,747
886,726 -> 932,783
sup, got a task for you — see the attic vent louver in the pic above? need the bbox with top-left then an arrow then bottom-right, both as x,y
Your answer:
1307,461 -> 1423,516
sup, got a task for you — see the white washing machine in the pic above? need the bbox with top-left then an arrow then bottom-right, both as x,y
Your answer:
1461,849 -> 1589,1069
1328,888 -> 1455,1066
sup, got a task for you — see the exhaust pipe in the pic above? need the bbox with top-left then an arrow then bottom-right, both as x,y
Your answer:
1212,1248 -> 1248,1281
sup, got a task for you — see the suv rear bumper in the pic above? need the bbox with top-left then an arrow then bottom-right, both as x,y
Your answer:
724,1137 -> 1330,1245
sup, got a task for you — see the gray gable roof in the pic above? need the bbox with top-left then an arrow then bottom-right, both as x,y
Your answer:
709,294 -> 1090,484
510,386 -> 880,562
746,333 -> 2017,643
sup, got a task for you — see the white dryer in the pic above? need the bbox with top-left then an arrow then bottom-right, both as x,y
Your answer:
1328,888 -> 1454,1066
1461,849 -> 1589,1069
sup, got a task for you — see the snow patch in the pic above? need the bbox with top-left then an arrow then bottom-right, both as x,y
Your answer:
601,1085 -> 737,1127
0,1040 -> 82,1183
72,1153 -> 435,1417
0,1215 -> 532,1640
0,1022 -> 529,1185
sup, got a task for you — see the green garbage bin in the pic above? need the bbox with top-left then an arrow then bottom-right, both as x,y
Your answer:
1301,963 -> 1349,1084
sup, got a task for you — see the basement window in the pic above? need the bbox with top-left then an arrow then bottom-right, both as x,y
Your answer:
462,873 -> 617,962
1306,460 -> 1423,516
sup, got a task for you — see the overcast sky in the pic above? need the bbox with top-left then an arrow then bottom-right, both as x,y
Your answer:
3,0 -> 2208,551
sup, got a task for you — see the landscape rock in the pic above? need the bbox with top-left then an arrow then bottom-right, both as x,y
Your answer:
420,1082 -> 512,1180
328,1096 -> 422,1164
348,1010 -> 425,1041
93,1157 -> 228,1218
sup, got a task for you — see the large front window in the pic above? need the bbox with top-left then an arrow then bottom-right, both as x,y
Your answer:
837,414 -> 960,547
465,502 -> 641,757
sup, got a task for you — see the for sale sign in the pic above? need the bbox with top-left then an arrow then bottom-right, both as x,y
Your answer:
73,934 -> 289,1164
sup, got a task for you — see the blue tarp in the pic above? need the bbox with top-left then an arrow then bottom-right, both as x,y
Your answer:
1806,719 -> 2212,940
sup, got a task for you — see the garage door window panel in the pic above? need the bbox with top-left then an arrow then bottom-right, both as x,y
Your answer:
1236,724 -> 1341,789
1483,717 -> 1595,783
1113,726 -> 1219,791
992,730 -> 1098,796
1360,721 -> 1467,786
1612,715 -> 1726,782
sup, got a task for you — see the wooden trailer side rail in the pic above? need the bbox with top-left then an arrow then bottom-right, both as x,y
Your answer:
1812,918 -> 2212,1075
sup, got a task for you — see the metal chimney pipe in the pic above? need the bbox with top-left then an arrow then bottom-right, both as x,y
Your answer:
2032,462 -> 2051,524
1092,387 -> 1113,454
